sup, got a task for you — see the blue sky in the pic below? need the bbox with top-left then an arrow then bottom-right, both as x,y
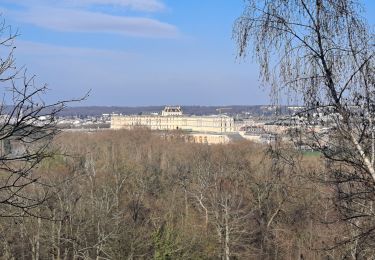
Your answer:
0,0 -> 374,106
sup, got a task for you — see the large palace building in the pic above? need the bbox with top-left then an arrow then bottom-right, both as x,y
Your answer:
111,106 -> 235,133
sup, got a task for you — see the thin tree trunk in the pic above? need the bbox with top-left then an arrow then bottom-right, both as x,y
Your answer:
224,200 -> 230,260
35,217 -> 41,260
350,132 -> 375,182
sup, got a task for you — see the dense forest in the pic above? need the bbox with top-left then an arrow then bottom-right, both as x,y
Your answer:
0,129 -> 365,259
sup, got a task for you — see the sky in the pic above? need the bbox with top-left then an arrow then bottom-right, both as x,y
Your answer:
0,0 -> 374,106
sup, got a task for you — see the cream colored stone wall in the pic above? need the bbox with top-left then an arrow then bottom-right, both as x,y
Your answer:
111,114 -> 235,133
187,133 -> 230,144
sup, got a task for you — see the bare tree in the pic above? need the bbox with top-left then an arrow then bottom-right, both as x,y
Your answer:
234,0 -> 375,256
0,18 -> 84,217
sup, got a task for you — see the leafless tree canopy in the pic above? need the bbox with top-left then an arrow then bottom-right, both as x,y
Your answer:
0,130 -> 334,259
0,18 -> 83,216
234,0 -> 373,107
234,0 -> 375,255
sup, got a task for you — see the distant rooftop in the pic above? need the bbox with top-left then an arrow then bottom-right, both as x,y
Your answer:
161,106 -> 183,116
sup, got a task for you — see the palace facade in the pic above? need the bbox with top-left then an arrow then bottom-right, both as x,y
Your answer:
111,106 -> 235,133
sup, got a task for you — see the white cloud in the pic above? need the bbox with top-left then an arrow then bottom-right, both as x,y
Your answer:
12,6 -> 178,38
1,0 -> 177,38
70,0 -> 166,12
5,0 -> 166,12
